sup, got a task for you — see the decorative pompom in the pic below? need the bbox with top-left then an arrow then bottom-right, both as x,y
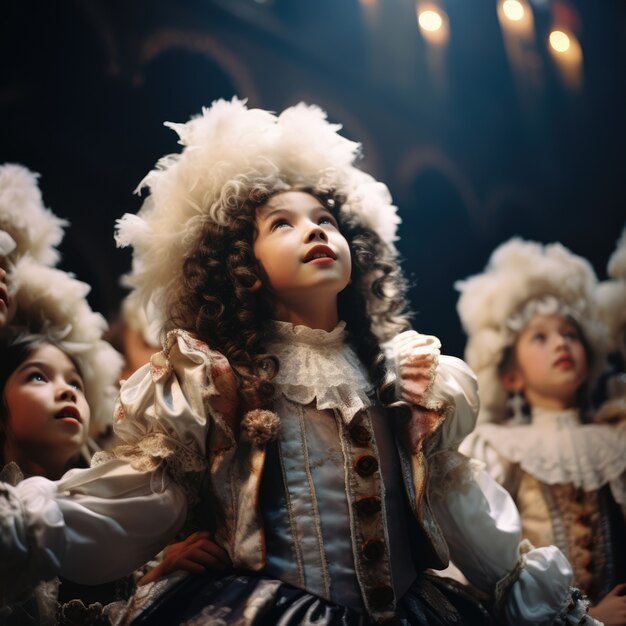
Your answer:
240,409 -> 281,446
0,163 -> 67,266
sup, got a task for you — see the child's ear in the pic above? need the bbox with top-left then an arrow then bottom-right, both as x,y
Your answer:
501,369 -> 524,393
249,278 -> 262,293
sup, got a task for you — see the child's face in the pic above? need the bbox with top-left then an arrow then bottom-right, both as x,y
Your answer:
253,191 -> 351,319
3,344 -> 90,463
503,313 -> 588,410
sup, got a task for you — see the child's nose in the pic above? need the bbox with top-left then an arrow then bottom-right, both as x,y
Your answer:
305,224 -> 328,242
57,384 -> 77,403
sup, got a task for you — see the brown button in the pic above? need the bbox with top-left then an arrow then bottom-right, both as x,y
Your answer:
369,585 -> 394,609
362,539 -> 385,561
355,455 -> 379,477
350,424 -> 372,445
355,496 -> 382,516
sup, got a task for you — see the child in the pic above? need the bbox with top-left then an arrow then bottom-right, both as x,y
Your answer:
1,100 -> 600,625
0,329 -> 92,480
457,238 -> 626,625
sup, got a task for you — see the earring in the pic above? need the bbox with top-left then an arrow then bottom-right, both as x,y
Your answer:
506,392 -> 527,424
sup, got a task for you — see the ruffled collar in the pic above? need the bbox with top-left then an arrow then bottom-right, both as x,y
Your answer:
529,407 -> 582,428
265,320 -> 374,424
471,408 -> 626,502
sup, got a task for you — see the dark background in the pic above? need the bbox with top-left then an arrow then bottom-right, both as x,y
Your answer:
1,0 -> 624,357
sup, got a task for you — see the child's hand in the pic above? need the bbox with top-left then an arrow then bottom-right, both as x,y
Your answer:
390,330 -> 441,405
137,531 -> 232,586
589,583 -> 626,626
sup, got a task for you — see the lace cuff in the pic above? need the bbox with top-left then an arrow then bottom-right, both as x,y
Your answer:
385,330 -> 441,408
93,433 -> 207,510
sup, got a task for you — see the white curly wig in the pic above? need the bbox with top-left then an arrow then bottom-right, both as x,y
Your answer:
456,238 -> 609,423
11,256 -> 124,436
0,163 -> 67,266
116,98 -> 401,338
595,224 -> 626,361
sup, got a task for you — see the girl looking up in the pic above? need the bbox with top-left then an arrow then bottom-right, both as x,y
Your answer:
0,330 -> 91,480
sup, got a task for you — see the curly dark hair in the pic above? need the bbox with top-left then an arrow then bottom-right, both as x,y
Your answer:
169,188 -> 412,409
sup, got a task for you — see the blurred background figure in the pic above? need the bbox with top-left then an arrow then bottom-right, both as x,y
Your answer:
105,292 -> 162,383
456,238 -> 626,625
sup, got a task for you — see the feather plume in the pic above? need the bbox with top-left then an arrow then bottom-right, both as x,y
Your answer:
0,163 -> 67,266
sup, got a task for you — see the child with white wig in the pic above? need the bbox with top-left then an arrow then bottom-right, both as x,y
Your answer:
457,237 -> 626,625
0,101 -> 605,625
0,163 -> 125,623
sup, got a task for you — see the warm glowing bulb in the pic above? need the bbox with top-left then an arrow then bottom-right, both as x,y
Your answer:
549,30 -> 571,53
502,0 -> 524,21
419,10 -> 443,32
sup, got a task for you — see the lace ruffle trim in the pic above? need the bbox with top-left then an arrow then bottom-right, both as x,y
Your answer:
473,418 -> 626,500
92,433 -> 207,508
266,320 -> 374,423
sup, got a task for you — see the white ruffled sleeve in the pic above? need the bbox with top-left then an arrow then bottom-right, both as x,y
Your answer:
430,457 -> 599,625
385,330 -> 479,448
0,330 -> 228,603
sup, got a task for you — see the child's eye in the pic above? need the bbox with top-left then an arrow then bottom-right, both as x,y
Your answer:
270,219 -> 290,231
27,372 -> 46,383
319,214 -> 337,227
69,379 -> 85,392
531,333 -> 546,343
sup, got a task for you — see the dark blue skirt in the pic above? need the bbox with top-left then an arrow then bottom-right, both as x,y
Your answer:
131,571 -> 492,626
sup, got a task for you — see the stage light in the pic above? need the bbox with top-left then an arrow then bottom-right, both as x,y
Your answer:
502,0 -> 525,22
549,30 -> 570,53
418,9 -> 443,32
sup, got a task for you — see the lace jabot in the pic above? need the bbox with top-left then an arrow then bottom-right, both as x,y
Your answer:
265,320 -> 374,424
472,407 -> 626,504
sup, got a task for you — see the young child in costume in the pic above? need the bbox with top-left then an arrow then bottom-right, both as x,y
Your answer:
0,100 -> 601,625
457,238 -> 626,626
0,329 -> 93,481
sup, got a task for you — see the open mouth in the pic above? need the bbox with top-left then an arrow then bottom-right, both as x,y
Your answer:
554,356 -> 574,369
55,406 -> 82,423
303,245 -> 337,263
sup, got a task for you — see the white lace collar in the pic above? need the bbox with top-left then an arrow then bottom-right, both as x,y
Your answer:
473,408 -> 626,502
265,320 -> 374,424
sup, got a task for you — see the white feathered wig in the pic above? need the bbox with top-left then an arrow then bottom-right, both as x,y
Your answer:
0,163 -> 67,266
0,163 -> 123,436
116,97 -> 402,342
595,224 -> 626,360
456,238 -> 609,423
